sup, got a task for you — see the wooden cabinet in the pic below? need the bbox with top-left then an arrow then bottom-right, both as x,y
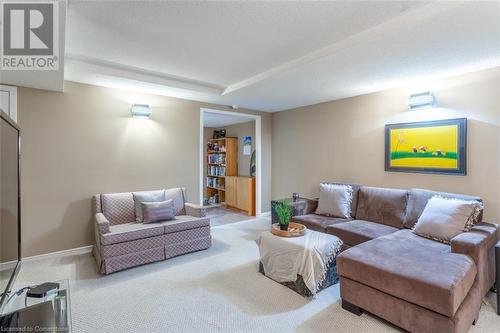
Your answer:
225,176 -> 237,207
225,176 -> 255,216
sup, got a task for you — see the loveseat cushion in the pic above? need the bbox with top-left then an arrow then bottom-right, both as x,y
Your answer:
101,192 -> 136,225
161,215 -> 210,234
165,187 -> 187,215
101,222 -> 164,245
132,189 -> 166,222
355,186 -> 408,228
291,214 -> 350,232
326,220 -> 398,246
403,188 -> 483,229
337,229 -> 477,317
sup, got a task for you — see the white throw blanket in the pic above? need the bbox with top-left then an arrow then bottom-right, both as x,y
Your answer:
256,230 -> 343,295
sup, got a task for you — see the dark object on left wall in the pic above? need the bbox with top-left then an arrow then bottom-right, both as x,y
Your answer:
213,129 -> 226,139
0,110 -> 21,313
496,241 -> 500,315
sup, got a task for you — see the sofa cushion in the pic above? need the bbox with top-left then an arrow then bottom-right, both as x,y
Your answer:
165,187 -> 186,215
316,183 -> 353,218
403,188 -> 483,229
323,182 -> 361,218
101,192 -> 136,225
326,220 -> 399,246
101,222 -> 164,245
161,215 -> 210,234
101,234 -> 165,258
291,214 -> 350,232
132,189 -> 166,222
355,186 -> 408,228
337,229 -> 477,317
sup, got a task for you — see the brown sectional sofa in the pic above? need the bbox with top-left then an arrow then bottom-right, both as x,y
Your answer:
291,183 -> 498,333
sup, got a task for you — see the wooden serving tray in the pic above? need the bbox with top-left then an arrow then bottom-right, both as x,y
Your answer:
271,222 -> 307,237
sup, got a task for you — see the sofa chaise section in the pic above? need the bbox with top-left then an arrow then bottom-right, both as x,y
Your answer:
93,188 -> 211,274
337,224 -> 497,333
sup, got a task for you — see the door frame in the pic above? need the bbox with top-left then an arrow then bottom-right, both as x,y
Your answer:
199,108 -> 262,216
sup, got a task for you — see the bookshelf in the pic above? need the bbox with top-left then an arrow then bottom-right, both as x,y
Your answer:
206,137 -> 237,204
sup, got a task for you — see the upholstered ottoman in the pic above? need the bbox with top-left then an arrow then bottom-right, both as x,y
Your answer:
256,230 -> 343,297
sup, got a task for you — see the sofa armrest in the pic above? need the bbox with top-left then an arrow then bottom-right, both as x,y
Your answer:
185,202 -> 206,218
95,213 -> 110,234
451,223 -> 499,296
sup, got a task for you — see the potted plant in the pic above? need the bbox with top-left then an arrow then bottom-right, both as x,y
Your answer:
273,200 -> 293,231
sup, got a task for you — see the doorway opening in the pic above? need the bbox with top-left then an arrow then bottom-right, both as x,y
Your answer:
199,108 -> 262,226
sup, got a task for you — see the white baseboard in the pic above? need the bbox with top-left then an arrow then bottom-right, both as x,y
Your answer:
258,211 -> 271,217
22,245 -> 93,262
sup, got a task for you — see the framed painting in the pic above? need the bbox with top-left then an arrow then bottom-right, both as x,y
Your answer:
385,118 -> 467,175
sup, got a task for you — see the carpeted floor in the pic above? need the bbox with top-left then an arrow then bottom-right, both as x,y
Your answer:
14,217 -> 500,333
206,207 -> 251,227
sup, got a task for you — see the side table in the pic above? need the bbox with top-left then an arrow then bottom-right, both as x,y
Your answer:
271,197 -> 317,225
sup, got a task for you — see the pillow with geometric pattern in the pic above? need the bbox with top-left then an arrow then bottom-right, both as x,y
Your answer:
132,190 -> 166,222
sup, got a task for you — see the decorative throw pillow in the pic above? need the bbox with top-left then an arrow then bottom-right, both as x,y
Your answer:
315,183 -> 353,219
413,196 -> 483,244
164,187 -> 186,215
133,190 -> 166,222
141,199 -> 175,224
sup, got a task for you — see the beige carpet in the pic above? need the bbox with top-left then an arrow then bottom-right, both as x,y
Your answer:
206,207 -> 251,227
15,217 -> 500,333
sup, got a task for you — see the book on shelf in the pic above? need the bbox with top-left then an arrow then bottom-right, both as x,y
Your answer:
206,176 -> 225,189
208,166 -> 226,177
207,153 -> 226,165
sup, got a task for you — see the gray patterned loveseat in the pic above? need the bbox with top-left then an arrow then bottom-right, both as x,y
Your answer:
92,188 -> 211,274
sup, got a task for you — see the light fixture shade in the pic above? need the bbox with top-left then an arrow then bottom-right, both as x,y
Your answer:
131,104 -> 152,118
408,92 -> 435,110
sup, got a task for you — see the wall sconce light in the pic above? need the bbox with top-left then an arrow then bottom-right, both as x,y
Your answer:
131,104 -> 152,118
408,92 -> 435,110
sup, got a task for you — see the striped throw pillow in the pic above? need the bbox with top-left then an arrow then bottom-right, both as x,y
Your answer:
141,199 -> 175,224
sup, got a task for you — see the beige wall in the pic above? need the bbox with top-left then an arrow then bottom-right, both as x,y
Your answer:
272,68 -> 500,223
225,121 -> 256,177
18,81 -> 272,257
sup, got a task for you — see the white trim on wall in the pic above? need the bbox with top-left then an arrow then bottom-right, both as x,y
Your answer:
199,108 -> 262,215
0,85 -> 17,122
21,245 -> 93,262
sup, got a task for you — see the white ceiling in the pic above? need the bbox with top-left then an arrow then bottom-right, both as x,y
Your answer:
203,111 -> 254,128
7,1 -> 500,112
